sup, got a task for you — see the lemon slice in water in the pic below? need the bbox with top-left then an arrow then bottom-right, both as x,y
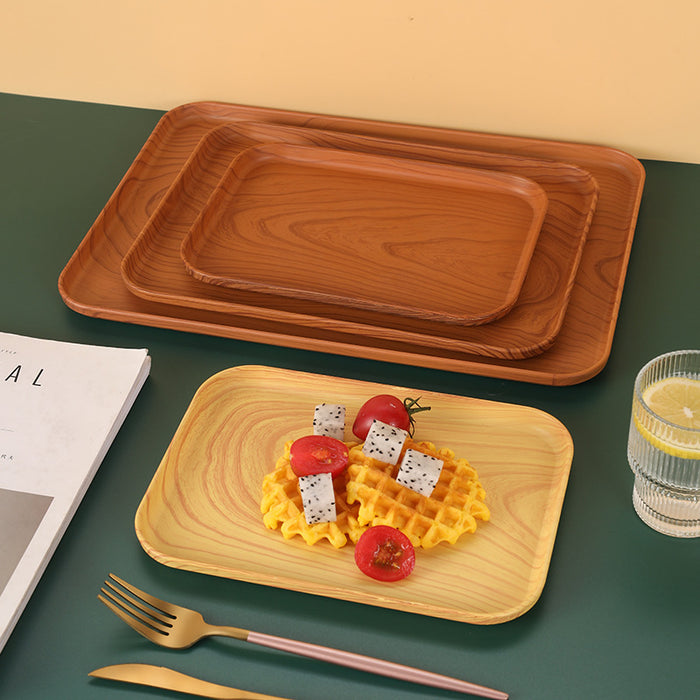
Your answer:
637,376 -> 700,458
643,376 -> 700,429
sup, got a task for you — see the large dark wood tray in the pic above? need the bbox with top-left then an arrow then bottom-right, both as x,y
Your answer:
59,101 -> 644,384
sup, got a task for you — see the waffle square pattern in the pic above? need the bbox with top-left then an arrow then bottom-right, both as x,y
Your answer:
346,439 -> 490,548
261,437 -> 490,550
261,440 -> 366,548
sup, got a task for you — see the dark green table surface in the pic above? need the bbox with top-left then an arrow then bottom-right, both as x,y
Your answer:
0,92 -> 698,699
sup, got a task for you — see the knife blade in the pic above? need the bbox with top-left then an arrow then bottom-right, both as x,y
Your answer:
88,663 -> 292,700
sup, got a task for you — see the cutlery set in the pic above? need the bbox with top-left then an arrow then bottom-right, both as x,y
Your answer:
92,573 -> 509,699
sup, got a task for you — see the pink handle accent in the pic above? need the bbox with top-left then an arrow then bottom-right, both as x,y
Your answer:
247,631 -> 508,699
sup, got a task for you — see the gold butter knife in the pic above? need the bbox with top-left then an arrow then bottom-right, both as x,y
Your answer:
88,663 -> 292,699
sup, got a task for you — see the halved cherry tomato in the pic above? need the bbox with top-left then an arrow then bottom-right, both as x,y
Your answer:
289,435 -> 349,479
354,525 -> 416,582
352,394 -> 430,440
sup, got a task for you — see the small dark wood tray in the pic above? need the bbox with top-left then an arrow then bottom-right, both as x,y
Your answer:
180,141 -> 548,326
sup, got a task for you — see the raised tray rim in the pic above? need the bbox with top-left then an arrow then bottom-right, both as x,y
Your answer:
134,365 -> 575,624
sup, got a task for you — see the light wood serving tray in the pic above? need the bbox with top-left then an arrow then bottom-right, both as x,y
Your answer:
59,101 -> 645,384
121,121 -> 596,361
181,142 -> 548,326
134,366 -> 574,624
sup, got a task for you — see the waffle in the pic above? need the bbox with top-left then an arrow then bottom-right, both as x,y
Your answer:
261,440 -> 365,548
345,438 -> 490,548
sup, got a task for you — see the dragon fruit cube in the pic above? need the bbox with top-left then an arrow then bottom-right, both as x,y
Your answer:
313,403 -> 346,440
395,449 -> 444,497
361,419 -> 407,465
298,472 -> 337,524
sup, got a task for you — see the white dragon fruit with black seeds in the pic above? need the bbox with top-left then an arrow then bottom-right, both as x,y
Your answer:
361,419 -> 407,465
395,449 -> 444,497
312,403 -> 345,440
298,472 -> 337,524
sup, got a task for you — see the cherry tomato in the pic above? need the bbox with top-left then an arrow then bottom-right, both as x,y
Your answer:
352,394 -> 430,440
289,435 -> 349,479
352,395 -> 410,440
354,525 -> 416,582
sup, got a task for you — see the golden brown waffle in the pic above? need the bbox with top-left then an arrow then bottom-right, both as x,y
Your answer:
345,438 -> 490,548
261,440 -> 365,548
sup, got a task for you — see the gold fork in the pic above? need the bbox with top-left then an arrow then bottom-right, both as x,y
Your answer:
99,574 -> 508,699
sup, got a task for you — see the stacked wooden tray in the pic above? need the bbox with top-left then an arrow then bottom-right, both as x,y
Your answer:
59,101 -> 645,384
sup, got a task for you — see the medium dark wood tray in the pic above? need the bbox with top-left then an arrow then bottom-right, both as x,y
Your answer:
120,121 -> 597,361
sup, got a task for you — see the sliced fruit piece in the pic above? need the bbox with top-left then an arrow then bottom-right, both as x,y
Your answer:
354,525 -> 416,581
637,375 -> 700,459
290,435 -> 349,478
395,448 -> 444,497
298,472 -> 337,524
643,376 -> 700,429
313,403 -> 346,440
361,419 -> 407,465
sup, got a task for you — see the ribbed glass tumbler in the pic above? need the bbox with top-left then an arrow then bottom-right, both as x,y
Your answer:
627,350 -> 700,537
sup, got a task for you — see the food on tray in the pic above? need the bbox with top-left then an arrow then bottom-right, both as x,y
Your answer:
395,448 -> 444,497
289,434 -> 349,479
297,472 -> 337,524
352,394 -> 430,439
313,403 -> 346,440
261,439 -> 364,548
361,419 -> 408,465
260,395 -> 490,562
288,434 -> 350,525
346,438 -> 489,548
354,525 -> 416,582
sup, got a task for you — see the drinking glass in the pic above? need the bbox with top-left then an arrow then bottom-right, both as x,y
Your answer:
627,350 -> 700,537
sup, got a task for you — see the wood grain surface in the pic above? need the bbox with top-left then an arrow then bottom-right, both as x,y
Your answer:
134,366 -> 574,624
59,101 -> 644,384
180,142 -> 547,325
119,120 -> 597,362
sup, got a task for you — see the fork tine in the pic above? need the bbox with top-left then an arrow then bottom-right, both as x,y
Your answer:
99,585 -> 172,630
107,573 -> 178,618
102,579 -> 174,627
98,592 -> 169,640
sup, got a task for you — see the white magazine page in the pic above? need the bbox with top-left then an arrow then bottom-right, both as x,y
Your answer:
0,332 -> 150,651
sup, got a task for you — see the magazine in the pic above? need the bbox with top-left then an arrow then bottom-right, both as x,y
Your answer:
0,332 -> 150,652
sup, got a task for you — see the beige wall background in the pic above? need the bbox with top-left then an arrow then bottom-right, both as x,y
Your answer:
2,0 -> 698,163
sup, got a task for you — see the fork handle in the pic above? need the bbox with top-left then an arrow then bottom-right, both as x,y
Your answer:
203,624 -> 250,642
246,631 -> 508,699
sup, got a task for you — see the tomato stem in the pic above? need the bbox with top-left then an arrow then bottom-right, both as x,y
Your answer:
403,396 -> 431,436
